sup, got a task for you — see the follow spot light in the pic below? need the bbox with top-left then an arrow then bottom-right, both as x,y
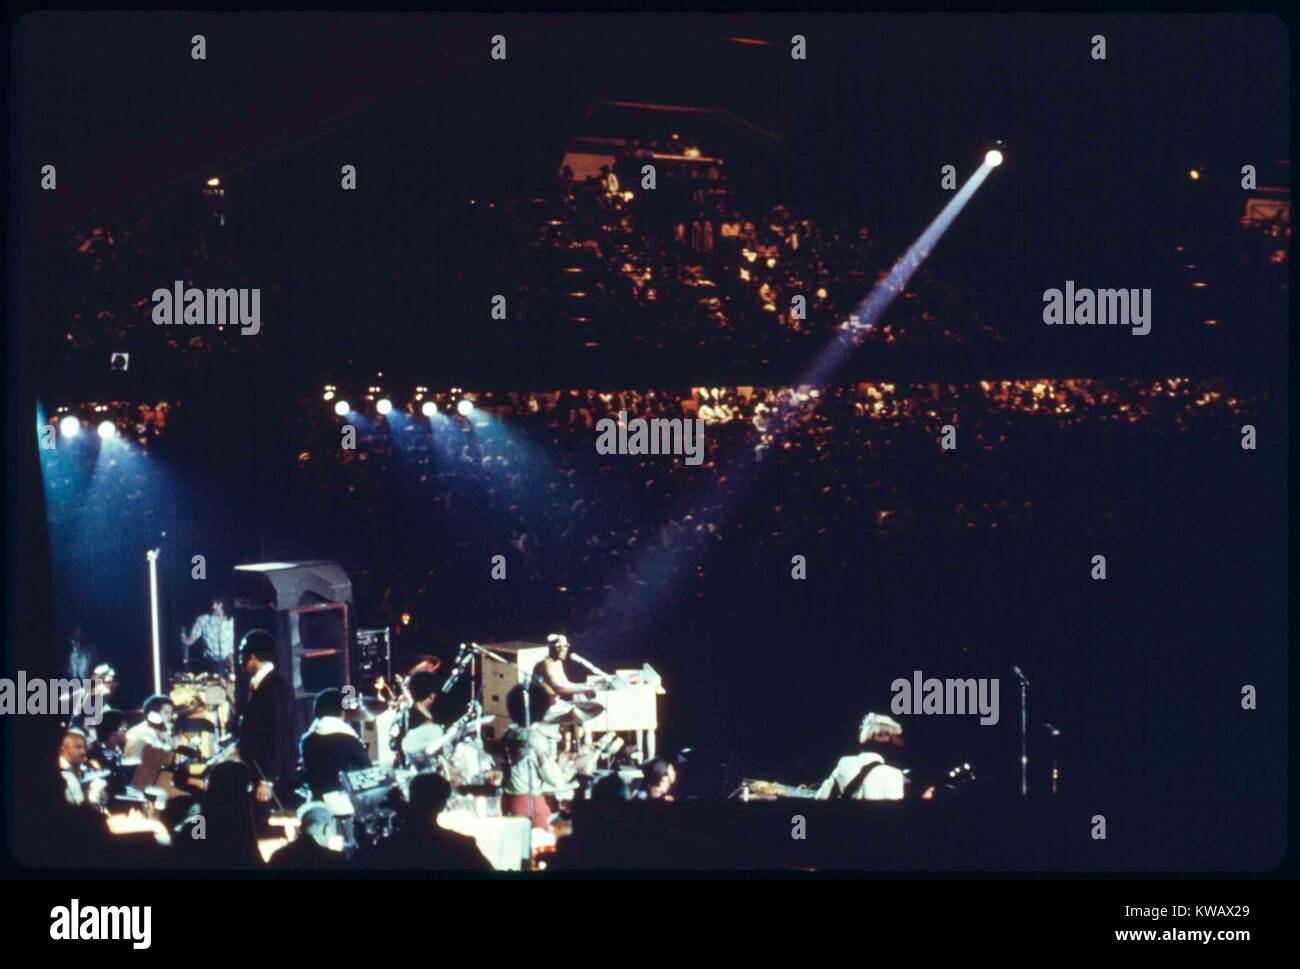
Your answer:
421,401 -> 437,418
456,399 -> 474,417
334,400 -> 350,417
97,420 -> 117,440
985,149 -> 1004,167
59,415 -> 81,438
376,398 -> 393,416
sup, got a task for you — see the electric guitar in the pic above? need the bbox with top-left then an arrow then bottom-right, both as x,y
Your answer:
735,763 -> 976,800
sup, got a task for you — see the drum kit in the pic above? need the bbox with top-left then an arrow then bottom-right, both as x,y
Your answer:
168,671 -> 233,759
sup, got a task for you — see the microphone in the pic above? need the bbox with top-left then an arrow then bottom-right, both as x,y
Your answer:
467,642 -> 509,664
438,644 -> 475,694
1011,665 -> 1030,684
569,651 -> 608,678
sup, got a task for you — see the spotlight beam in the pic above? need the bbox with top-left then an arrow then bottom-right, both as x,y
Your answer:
574,153 -> 1003,654
801,157 -> 999,387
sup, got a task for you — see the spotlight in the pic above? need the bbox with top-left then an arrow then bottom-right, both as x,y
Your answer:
456,399 -> 474,417
334,400 -> 350,417
985,149 -> 1004,167
421,401 -> 437,418
59,415 -> 81,438
1188,169 -> 1200,181
97,420 -> 117,440
376,398 -> 393,416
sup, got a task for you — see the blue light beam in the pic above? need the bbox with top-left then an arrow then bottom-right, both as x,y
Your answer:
799,157 -> 999,388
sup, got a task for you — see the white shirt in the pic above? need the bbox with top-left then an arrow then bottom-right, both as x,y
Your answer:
815,753 -> 906,801
505,723 -> 565,795
59,756 -> 85,805
250,661 -> 275,691
123,721 -> 173,765
302,715 -> 359,743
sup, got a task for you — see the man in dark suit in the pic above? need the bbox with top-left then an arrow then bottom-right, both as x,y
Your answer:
236,630 -> 296,806
300,688 -> 371,799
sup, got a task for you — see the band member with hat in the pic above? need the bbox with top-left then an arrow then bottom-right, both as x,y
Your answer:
539,634 -> 595,699
815,713 -> 908,801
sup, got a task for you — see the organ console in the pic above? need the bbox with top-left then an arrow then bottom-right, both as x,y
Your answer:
582,667 -> 664,758
477,642 -> 665,756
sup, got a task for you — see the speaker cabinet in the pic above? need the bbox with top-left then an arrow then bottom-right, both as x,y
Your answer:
232,561 -> 353,741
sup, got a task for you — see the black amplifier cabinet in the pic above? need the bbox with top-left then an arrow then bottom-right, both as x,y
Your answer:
232,561 -> 353,741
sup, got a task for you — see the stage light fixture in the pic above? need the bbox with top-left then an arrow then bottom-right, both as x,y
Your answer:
97,420 -> 117,440
422,401 -> 437,418
376,398 -> 393,416
457,399 -> 474,417
59,415 -> 81,438
985,149 -> 1004,167
334,400 -> 350,417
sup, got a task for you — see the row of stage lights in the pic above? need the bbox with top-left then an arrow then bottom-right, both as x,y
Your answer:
55,415 -> 118,440
323,385 -> 475,419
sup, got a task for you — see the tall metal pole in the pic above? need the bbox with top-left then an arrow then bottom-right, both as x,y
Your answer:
147,548 -> 162,694
522,672 -> 534,865
1012,665 -> 1029,796
1020,678 -> 1028,796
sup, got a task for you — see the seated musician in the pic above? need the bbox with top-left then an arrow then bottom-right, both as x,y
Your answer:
405,670 -> 440,730
391,654 -> 442,709
815,713 -> 907,801
89,709 -> 130,798
59,727 -> 96,807
388,667 -> 441,767
122,695 -> 176,766
636,757 -> 677,802
539,634 -> 593,699
300,688 -> 371,799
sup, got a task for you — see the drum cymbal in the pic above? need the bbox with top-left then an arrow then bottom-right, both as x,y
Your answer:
401,722 -> 446,759
343,697 -> 391,722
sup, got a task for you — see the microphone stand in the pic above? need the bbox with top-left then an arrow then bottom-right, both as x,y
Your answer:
1043,723 -> 1061,794
465,643 -> 537,862
523,676 -> 534,864
1012,665 -> 1029,796
517,664 -> 554,869
569,651 -> 609,679
146,547 -> 164,695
